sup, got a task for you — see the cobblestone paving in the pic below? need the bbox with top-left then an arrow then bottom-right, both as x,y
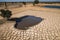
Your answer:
0,10 -> 60,40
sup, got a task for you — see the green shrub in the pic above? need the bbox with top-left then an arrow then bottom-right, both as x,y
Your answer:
22,2 -> 26,7
0,9 -> 12,20
33,0 -> 39,6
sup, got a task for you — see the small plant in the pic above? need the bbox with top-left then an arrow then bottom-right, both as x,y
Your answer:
33,0 -> 39,6
0,9 -> 12,20
22,2 -> 26,7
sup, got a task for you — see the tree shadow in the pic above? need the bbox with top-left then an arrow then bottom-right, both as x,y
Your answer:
8,15 -> 29,21
8,15 -> 44,30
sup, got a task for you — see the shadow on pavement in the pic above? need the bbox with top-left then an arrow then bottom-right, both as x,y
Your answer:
8,15 -> 29,21
8,15 -> 44,30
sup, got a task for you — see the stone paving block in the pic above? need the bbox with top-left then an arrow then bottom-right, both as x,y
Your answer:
0,10 -> 60,40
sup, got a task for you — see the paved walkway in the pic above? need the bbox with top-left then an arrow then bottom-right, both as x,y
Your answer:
0,8 -> 60,40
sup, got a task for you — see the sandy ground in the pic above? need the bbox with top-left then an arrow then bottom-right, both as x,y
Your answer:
0,4 -> 60,40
